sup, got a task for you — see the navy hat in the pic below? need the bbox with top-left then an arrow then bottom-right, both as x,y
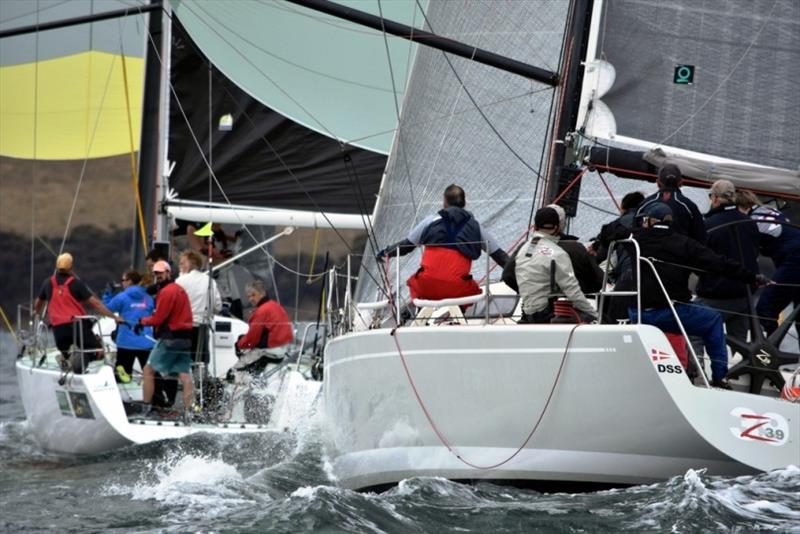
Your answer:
642,202 -> 673,223
658,164 -> 682,187
534,207 -> 560,230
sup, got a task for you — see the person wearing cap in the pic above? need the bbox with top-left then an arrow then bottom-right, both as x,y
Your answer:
546,203 -> 604,294
691,180 -> 760,356
608,203 -> 757,388
33,252 -> 122,373
636,163 -> 707,244
376,184 -> 509,301
137,260 -> 195,420
176,249 -> 222,363
508,207 -> 597,324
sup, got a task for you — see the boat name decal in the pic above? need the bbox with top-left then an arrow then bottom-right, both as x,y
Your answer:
729,407 -> 788,447
656,364 -> 683,374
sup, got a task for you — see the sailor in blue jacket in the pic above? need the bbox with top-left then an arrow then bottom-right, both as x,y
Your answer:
103,270 -> 155,378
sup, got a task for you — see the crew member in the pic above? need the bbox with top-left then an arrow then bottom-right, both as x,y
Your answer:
234,280 -> 293,372
608,203 -> 758,388
175,249 -> 222,363
138,261 -> 195,421
33,252 -> 121,373
692,180 -> 760,355
637,163 -> 706,243
377,184 -> 509,301
511,207 -> 597,324
103,270 -> 154,381
546,203 -> 604,294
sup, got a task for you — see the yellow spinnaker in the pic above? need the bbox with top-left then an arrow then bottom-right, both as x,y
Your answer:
0,50 -> 144,160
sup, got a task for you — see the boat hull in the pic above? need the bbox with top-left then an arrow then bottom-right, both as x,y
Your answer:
324,324 -> 800,490
15,357 -> 317,455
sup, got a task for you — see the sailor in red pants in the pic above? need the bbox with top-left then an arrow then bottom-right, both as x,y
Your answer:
377,185 -> 508,301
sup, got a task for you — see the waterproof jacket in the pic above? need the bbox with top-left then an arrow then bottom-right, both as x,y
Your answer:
103,285 -> 155,350
607,224 -> 754,309
750,205 -> 800,266
418,207 -> 485,260
555,238 -> 604,294
514,232 -> 595,316
140,280 -> 193,338
637,187 -> 706,244
237,297 -> 293,350
695,203 -> 760,299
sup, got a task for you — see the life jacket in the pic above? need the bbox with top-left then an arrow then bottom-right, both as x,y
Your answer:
48,276 -> 86,326
419,207 -> 483,260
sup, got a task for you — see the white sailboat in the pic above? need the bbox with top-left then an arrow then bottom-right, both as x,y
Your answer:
314,0 -> 800,490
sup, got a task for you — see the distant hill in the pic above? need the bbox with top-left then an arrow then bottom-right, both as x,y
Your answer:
0,155 -> 368,330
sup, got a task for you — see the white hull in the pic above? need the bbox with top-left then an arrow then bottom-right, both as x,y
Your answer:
324,324 -> 800,490
16,358 -> 319,455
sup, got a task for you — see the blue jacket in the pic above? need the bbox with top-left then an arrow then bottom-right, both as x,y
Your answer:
103,285 -> 155,350
696,203 -> 760,299
418,207 -> 484,260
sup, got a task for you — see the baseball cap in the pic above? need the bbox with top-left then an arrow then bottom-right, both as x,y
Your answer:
55,252 -> 73,271
534,207 -> 560,230
152,260 -> 171,273
642,202 -> 673,222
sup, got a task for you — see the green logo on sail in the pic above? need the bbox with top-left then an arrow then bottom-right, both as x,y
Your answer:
674,65 -> 694,84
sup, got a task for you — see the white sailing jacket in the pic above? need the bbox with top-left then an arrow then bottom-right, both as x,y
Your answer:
514,231 -> 595,316
175,269 -> 222,326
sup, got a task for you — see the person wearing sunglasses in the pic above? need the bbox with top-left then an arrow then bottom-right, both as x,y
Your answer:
102,270 -> 155,382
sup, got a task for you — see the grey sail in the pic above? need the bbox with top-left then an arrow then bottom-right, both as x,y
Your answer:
356,0 -> 571,303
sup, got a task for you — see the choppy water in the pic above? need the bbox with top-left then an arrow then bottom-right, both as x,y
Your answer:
1,333 -> 799,533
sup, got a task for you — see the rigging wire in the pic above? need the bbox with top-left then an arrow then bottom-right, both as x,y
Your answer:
118,16 -> 149,259
28,0 -> 41,316
58,21 -> 128,257
137,6 -> 392,297
184,1 -> 344,145
412,0 -> 548,184
376,0 -> 418,218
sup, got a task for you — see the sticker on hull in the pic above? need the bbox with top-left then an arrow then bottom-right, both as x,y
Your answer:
729,407 -> 788,446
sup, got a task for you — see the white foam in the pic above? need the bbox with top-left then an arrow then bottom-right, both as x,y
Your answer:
104,453 -> 253,520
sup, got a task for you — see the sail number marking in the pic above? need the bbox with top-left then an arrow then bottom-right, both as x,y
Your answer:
729,407 -> 789,447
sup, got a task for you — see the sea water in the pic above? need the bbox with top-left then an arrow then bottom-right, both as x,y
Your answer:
1,333 -> 798,533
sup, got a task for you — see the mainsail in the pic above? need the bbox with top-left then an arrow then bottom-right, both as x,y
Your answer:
355,0 -> 571,302
578,0 -> 800,195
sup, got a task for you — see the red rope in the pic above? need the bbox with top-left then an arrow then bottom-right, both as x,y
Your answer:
550,167 -> 588,206
391,324 -> 581,470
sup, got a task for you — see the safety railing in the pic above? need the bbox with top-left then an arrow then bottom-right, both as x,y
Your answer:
600,238 -> 711,388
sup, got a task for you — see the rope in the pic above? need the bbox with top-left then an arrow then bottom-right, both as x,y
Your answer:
119,28 -> 149,258
58,18 -> 130,256
0,304 -> 19,344
391,324 -> 581,470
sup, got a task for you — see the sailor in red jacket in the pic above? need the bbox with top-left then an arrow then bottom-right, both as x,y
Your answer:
33,252 -> 121,373
137,261 -> 195,419
234,280 -> 293,371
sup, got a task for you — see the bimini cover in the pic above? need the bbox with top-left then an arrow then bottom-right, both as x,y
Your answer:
586,0 -> 800,175
0,0 -> 145,160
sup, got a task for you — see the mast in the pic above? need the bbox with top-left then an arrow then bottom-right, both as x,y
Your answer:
133,0 -> 168,267
544,0 -> 594,208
